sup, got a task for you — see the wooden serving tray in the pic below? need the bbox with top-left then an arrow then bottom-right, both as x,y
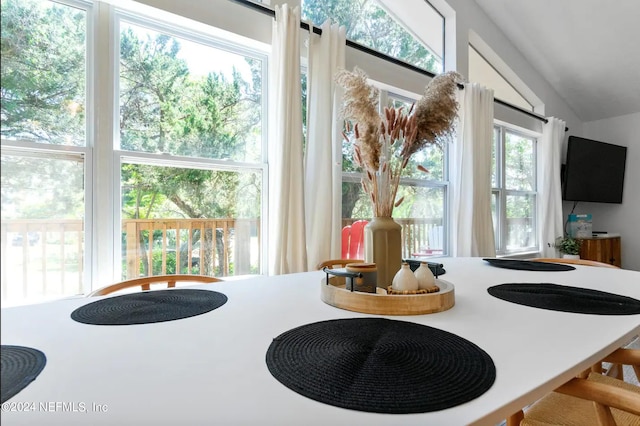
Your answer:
320,276 -> 455,315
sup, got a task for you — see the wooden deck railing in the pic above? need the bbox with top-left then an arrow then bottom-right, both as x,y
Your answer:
0,218 -> 260,303
342,218 -> 445,258
2,217 -> 534,303
1,219 -> 84,301
122,218 -> 260,279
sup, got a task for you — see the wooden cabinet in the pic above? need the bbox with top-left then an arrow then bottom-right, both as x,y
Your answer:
577,236 -> 621,267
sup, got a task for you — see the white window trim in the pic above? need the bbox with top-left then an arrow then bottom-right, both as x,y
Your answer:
93,4 -> 272,281
492,124 -> 539,255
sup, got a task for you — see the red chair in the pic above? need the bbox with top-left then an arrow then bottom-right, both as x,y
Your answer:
341,220 -> 368,259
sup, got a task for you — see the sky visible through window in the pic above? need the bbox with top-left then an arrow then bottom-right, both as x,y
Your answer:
123,23 -> 253,81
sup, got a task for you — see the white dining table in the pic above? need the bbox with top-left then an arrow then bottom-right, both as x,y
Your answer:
1,257 -> 639,426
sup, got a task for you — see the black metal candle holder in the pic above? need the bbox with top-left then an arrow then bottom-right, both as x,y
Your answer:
322,267 -> 363,292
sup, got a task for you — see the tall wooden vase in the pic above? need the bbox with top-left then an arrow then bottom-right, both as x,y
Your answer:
364,217 -> 402,289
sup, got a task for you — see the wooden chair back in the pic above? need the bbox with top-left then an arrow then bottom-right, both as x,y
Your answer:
316,259 -> 364,270
507,348 -> 640,426
87,274 -> 222,297
529,258 -> 619,268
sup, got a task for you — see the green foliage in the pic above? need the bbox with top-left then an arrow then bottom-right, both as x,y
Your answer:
1,155 -> 84,219
301,0 -> 440,74
117,23 -> 264,229
149,250 -> 178,275
2,6 -> 264,222
1,0 -> 86,144
494,127 -> 537,227
2,3 -> 264,276
504,132 -> 535,192
119,24 -> 262,163
556,236 -> 581,255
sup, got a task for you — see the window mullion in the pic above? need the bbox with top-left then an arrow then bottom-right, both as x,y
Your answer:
499,189 -> 507,254
92,1 -> 118,288
499,126 -> 507,253
499,126 -> 510,254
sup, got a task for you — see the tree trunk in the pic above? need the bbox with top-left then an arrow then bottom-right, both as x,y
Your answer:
342,182 -> 361,218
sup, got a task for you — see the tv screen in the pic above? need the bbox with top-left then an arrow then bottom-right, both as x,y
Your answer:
562,136 -> 627,203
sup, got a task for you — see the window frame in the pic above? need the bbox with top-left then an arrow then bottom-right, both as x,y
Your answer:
0,0 -> 95,298
111,10 -> 270,279
300,0 -> 444,75
492,123 -> 538,255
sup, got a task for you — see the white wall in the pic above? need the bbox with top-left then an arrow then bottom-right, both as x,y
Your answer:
577,113 -> 640,270
442,0 -> 583,135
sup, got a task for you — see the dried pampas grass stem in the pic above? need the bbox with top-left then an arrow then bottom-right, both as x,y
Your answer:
337,67 -> 462,217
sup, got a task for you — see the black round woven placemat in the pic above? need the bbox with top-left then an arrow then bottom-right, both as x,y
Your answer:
1,345 -> 47,403
265,318 -> 495,414
483,258 -> 575,271
71,289 -> 227,325
488,283 -> 640,315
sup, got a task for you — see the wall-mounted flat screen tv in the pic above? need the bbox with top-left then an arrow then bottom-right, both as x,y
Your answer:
562,136 -> 627,204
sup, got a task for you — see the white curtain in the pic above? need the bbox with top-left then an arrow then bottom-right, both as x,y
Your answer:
538,117 -> 566,257
268,5 -> 307,274
304,20 -> 346,270
450,83 -> 497,257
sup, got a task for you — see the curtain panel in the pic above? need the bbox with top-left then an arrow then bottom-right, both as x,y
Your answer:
304,20 -> 346,270
450,83 -> 497,257
268,5 -> 307,274
538,117 -> 566,257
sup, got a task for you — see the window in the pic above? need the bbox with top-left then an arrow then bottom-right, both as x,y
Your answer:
342,91 -> 448,258
117,18 -> 266,280
491,125 -> 537,254
1,0 -> 450,306
0,0 -> 268,307
1,0 -> 90,306
301,0 -> 443,74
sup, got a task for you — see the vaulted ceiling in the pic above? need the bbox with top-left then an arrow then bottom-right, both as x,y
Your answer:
473,0 -> 640,122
